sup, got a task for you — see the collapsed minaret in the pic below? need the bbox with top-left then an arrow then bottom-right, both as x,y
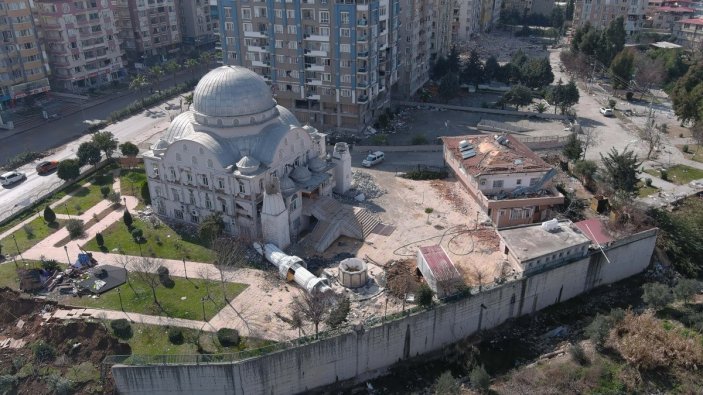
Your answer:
260,181 -> 290,249
331,142 -> 352,194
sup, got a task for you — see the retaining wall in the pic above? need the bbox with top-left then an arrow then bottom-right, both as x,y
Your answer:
112,228 -> 657,395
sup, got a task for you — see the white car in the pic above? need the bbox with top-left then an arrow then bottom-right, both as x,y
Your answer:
0,171 -> 26,186
600,107 -> 614,117
362,151 -> 385,167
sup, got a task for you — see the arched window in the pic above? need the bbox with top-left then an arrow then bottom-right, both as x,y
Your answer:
192,156 -> 198,165
207,159 -> 213,168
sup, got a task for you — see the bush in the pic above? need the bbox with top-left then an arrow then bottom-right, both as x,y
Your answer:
418,283 -> 434,307
131,228 -> 143,242
626,91 -> 634,101
660,169 -> 669,181
683,144 -> 689,153
469,364 -> 491,392
673,279 -> 702,302
326,296 -> 351,329
217,328 -> 240,347
0,375 -> 17,394
571,342 -> 590,365
43,205 -> 56,224
370,134 -> 388,145
401,169 -> 448,180
41,259 -> 60,271
95,232 -> 104,247
1,151 -> 42,171
642,282 -> 674,309
140,181 -> 151,204
123,209 -> 133,228
100,185 -> 111,198
32,340 -> 57,362
645,177 -> 652,187
23,224 -> 34,238
46,374 -> 74,395
168,327 -> 184,345
411,134 -> 429,145
110,319 -> 132,339
608,99 -> 617,109
434,371 -> 461,395
66,219 -> 85,239
108,191 -> 121,205
585,313 -> 612,348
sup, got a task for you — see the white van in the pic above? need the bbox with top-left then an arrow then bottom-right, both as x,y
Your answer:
362,151 -> 385,167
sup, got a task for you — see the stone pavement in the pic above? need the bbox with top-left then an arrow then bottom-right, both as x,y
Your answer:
51,307 -> 213,332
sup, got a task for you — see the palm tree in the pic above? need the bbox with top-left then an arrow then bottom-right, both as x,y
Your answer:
164,60 -> 180,81
148,65 -> 164,93
185,58 -> 199,80
129,74 -> 149,95
199,51 -> 213,72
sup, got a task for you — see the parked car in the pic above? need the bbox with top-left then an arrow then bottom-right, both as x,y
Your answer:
362,151 -> 385,167
0,171 -> 26,186
600,107 -> 614,117
36,160 -> 59,175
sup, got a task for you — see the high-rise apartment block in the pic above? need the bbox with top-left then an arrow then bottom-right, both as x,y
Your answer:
178,0 -> 217,49
432,0 -> 455,57
453,0 -> 482,42
116,0 -> 181,64
0,0 -> 50,107
573,0 -> 647,35
35,0 -> 125,92
217,0 -> 400,132
396,0 -> 433,98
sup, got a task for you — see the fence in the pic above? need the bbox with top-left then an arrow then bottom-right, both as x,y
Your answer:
394,101 -> 569,120
515,134 -> 571,150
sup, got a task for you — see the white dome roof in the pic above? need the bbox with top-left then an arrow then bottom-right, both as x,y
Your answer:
193,66 -> 276,118
290,165 -> 312,183
280,174 -> 297,194
308,157 -> 327,173
236,155 -> 260,174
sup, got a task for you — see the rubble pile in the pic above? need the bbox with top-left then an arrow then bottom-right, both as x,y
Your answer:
350,171 -> 386,199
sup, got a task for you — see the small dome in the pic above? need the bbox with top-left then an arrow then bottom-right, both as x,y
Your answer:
280,174 -> 296,194
290,165 -> 312,183
192,66 -> 276,118
237,155 -> 260,174
308,157 -> 327,173
153,138 -> 168,150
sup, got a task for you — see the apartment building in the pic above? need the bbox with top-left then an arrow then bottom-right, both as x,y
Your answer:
395,0 -> 433,98
573,0 -> 648,35
646,0 -> 695,31
178,0 -> 216,49
502,0 -> 555,16
116,0 -> 181,64
453,0 -> 482,42
432,0 -> 454,57
217,0 -> 400,133
480,0 -> 502,31
674,17 -> 703,50
35,0 -> 125,92
442,135 -> 564,228
0,0 -> 50,107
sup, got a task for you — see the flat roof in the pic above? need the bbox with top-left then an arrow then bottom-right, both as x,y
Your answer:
442,135 -> 552,177
498,220 -> 591,262
573,218 -> 614,245
418,245 -> 461,282
650,41 -> 683,48
678,17 -> 703,25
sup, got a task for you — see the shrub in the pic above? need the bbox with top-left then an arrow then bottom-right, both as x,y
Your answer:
32,340 -> 57,362
43,206 -> 56,224
401,169 -> 448,180
683,144 -> 689,153
673,279 -> 702,303
108,191 -> 121,205
411,134 -> 429,145
157,265 -> 173,287
434,371 -> 461,395
642,282 -> 674,309
100,185 -> 111,198
110,319 -> 132,339
217,328 -> 240,347
131,228 -> 143,242
660,169 -> 669,181
46,373 -> 73,395
66,219 -> 85,239
0,375 -> 17,394
168,328 -> 184,345
95,232 -> 104,247
370,134 -> 388,145
626,91 -> 634,101
418,283 -> 434,307
585,313 -> 612,348
1,151 -> 42,171
571,342 -> 590,365
123,209 -> 133,228
326,296 -> 351,329
645,177 -> 652,187
608,99 -> 617,109
425,207 -> 434,214
41,259 -> 60,271
469,364 -> 491,392
140,181 -> 151,204
23,224 -> 34,238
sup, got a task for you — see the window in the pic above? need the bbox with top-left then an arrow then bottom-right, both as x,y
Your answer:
200,174 -> 209,186
170,168 -> 176,180
286,9 -> 296,19
319,27 -> 330,36
239,182 -> 246,194
341,12 -> 349,24
220,199 -> 227,213
207,159 -> 213,168
218,178 -> 225,189
341,89 -> 351,97
275,40 -> 283,48
340,28 -> 350,37
189,190 -> 196,204
516,179 -> 522,185
274,24 -> 283,33
287,25 -> 297,34
289,194 -> 299,211
190,214 -> 199,223
174,209 -> 183,219
340,59 -> 352,68
171,188 -> 180,202
152,166 -> 159,177
243,22 -> 252,32
186,172 -> 193,183
320,11 -> 329,24
192,156 -> 198,165
288,41 -> 297,49
205,194 -> 213,209
275,9 -> 283,18
241,8 -> 252,19
529,177 -> 539,186
492,180 -> 504,188
340,43 -> 350,52
341,74 -> 351,83
225,21 -> 234,31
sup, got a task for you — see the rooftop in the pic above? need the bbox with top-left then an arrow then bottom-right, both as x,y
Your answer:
678,17 -> 703,25
418,245 -> 461,283
573,218 -> 614,246
498,220 -> 591,262
654,6 -> 695,12
442,135 -> 552,177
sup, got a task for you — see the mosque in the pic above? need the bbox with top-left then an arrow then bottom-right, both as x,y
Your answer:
143,66 -> 377,251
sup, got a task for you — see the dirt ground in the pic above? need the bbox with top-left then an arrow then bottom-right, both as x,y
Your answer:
319,169 -> 509,288
457,29 -> 550,63
0,288 -> 129,394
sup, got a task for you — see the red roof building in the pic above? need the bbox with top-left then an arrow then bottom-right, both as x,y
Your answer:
416,245 -> 462,298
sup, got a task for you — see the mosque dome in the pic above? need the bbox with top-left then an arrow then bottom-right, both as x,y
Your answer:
192,66 -> 276,118
308,156 -> 327,173
236,155 -> 260,174
280,174 -> 297,194
290,165 -> 312,183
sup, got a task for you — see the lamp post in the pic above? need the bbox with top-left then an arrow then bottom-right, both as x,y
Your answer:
11,234 -> 24,263
117,287 -> 124,311
200,297 -> 206,321
63,203 -> 71,220
64,245 -> 71,264
182,257 -> 188,279
11,254 -> 18,270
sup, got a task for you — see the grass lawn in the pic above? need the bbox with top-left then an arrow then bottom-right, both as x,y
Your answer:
0,216 -> 64,254
68,274 -> 247,320
644,164 -> 703,185
61,173 -> 114,216
677,144 -> 703,163
122,323 -> 275,356
82,217 -> 216,263
119,168 -> 148,210
637,181 -> 658,198
0,262 -> 20,289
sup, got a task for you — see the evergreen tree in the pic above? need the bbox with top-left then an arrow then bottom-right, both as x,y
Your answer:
563,133 -> 583,161
462,50 -> 484,89
600,147 -> 641,193
503,84 -> 533,110
43,206 -> 56,224
483,56 -> 500,82
91,131 -> 118,159
447,46 -> 461,73
609,49 -> 635,90
565,0 -> 575,20
671,62 -> 703,126
432,56 -> 449,79
123,209 -> 133,229
551,6 -> 564,29
439,73 -> 460,102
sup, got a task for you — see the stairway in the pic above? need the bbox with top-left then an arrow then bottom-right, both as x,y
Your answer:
303,197 -> 380,253
353,208 -> 380,238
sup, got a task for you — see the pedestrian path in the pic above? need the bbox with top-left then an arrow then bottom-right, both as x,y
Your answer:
51,308 -> 213,332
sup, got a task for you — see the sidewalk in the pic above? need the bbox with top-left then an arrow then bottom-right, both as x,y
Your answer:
51,307 -> 212,332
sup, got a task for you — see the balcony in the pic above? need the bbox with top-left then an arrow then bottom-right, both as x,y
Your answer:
357,80 -> 369,88
251,59 -> 271,67
307,93 -> 320,100
357,51 -> 369,58
358,19 -> 368,26
357,95 -> 368,103
307,49 -> 327,57
304,34 -> 330,42
248,45 -> 269,52
305,78 -> 322,86
305,63 -> 325,71
357,35 -> 368,42
244,30 -> 268,38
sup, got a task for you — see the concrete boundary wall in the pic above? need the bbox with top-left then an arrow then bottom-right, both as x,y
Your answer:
394,101 -> 569,121
112,228 -> 657,395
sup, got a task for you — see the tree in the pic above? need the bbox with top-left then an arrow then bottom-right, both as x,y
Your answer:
642,282 -> 674,309
469,365 -> 491,393
148,65 -> 164,92
502,84 -> 533,110
634,54 -> 665,98
600,147 -> 641,193
573,160 -> 598,184
671,63 -> 703,126
585,313 -> 612,348
128,74 -> 149,95
95,232 -> 104,247
131,228 -> 143,242
57,159 -> 80,181
462,50 -> 484,89
325,296 -> 351,329
132,256 -> 164,307
565,0 -> 575,20
447,46 -> 460,74
673,279 -> 702,303
199,51 -> 214,71
290,292 -> 332,337
439,73 -> 460,102
164,60 -> 180,81
140,182 -> 151,204
521,57 -> 554,89
100,185 -> 111,198
119,141 -> 139,157
43,205 -> 56,224
185,58 -> 199,80
76,141 -> 101,167
605,16 -> 626,57
91,131 -> 118,159
418,284 -> 434,307
609,49 -> 635,90
199,212 -> 225,245
432,56 -> 449,79
434,371 -> 461,395
563,133 -> 583,161
483,56 -> 500,83
640,123 -> 662,160
123,209 -> 133,229
551,6 -> 564,30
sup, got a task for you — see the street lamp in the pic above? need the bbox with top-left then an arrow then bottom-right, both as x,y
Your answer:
117,287 -> 124,311
11,234 -> 24,263
64,245 -> 71,264
63,203 -> 71,220
182,257 -> 188,279
200,297 -> 207,321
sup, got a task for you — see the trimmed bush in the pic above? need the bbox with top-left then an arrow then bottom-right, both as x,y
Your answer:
100,185 -> 111,198
123,209 -> 133,228
110,319 -> 132,339
217,328 -> 240,347
66,219 -> 85,239
32,340 -> 57,362
131,228 -> 143,242
43,205 -> 56,224
141,181 -> 151,204
683,144 -> 689,153
168,328 -> 184,345
95,232 -> 104,247
645,177 -> 653,187
660,169 -> 669,181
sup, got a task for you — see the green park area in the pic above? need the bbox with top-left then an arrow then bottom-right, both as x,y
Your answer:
82,217 -> 216,263
645,164 -> 703,185
678,144 -> 703,163
0,216 -> 65,254
637,181 -> 658,198
68,274 -> 247,321
61,173 -> 115,216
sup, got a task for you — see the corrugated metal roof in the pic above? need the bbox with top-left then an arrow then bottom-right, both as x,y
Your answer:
418,245 -> 461,283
